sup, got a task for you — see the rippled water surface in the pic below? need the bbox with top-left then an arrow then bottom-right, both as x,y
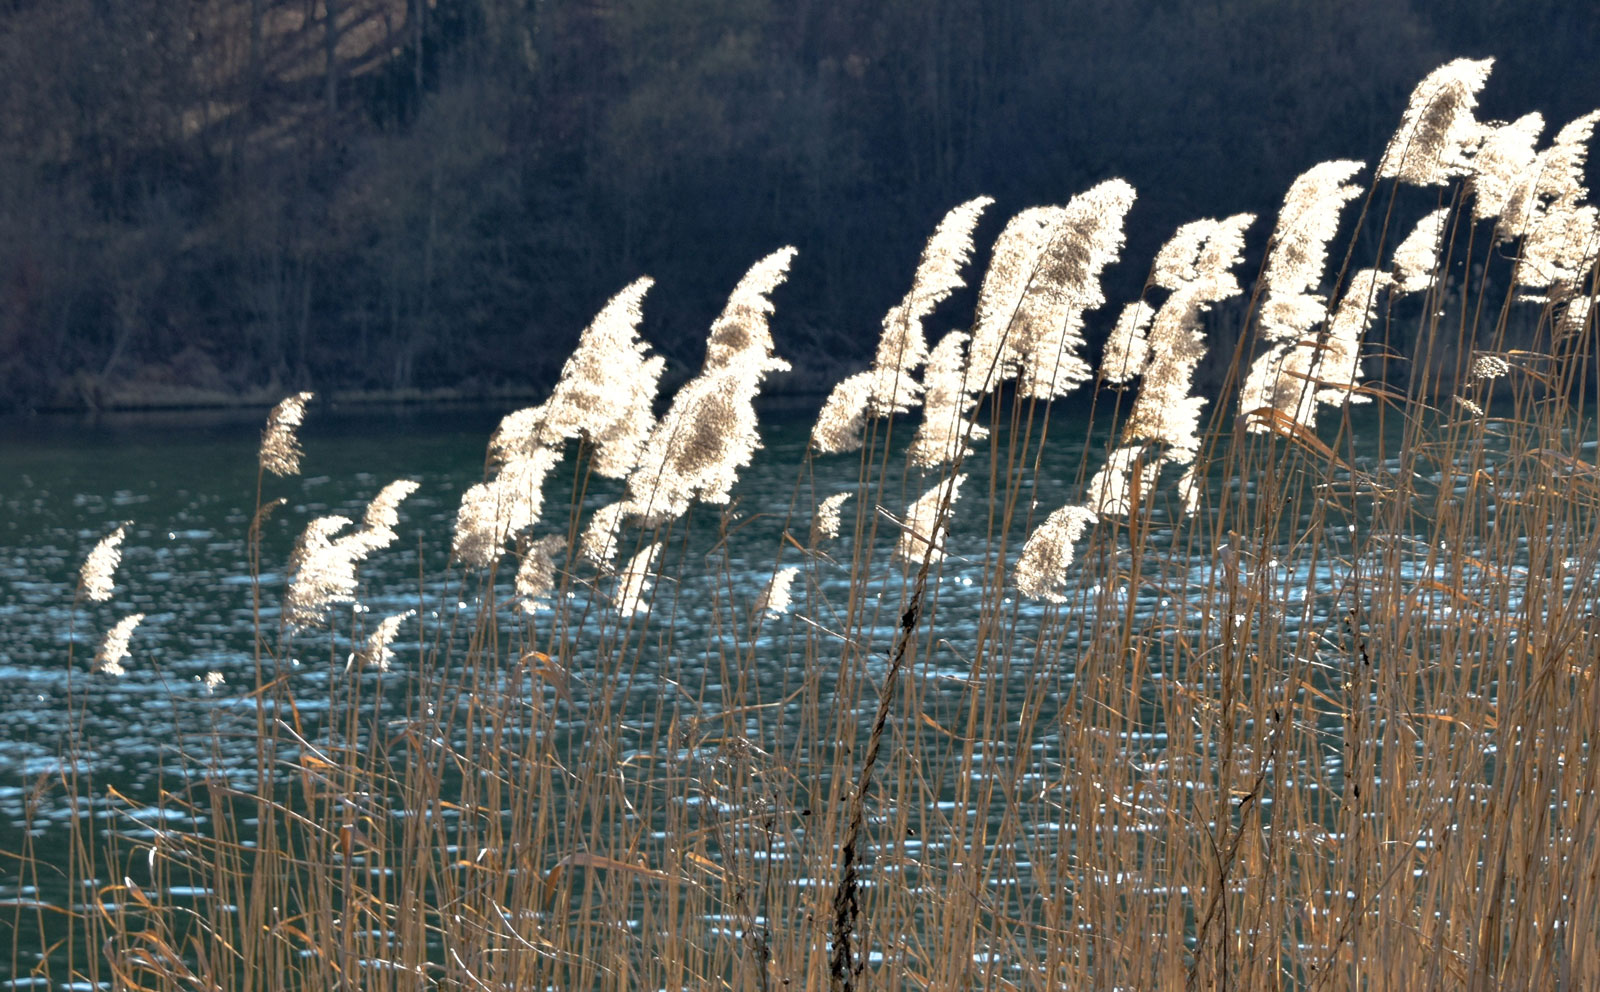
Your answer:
1,399 -> 1461,983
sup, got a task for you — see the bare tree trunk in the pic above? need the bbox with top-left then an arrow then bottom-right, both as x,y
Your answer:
324,0 -> 340,117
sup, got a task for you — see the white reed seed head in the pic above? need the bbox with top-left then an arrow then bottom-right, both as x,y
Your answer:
1470,354 -> 1511,381
94,613 -> 145,676
1016,504 -> 1097,603
810,492 -> 852,545
260,392 -> 314,477
811,372 -> 875,455
1101,302 -> 1153,385
702,248 -> 797,377
524,277 -> 666,479
1379,58 -> 1493,187
869,196 -> 993,415
1013,180 -> 1138,400
516,535 -> 567,613
615,542 -> 661,617
895,474 -> 965,566
1393,208 -> 1450,293
910,331 -> 987,468
351,610 -> 414,671
80,523 -> 128,603
1470,113 -> 1543,225
755,566 -> 801,618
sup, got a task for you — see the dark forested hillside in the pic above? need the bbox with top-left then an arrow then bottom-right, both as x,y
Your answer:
1,0 -> 1595,411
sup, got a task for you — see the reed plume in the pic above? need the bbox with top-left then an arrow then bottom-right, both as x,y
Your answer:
1315,268 -> 1392,405
1393,207 -> 1450,293
1100,301 -> 1154,386
614,541 -> 661,616
500,277 -> 665,479
894,474 -> 964,566
285,516 -> 358,629
868,196 -> 993,415
1124,214 -> 1254,461
1469,113 -> 1544,224
515,535 -> 566,613
908,331 -> 986,468
969,205 -> 1071,389
809,492 -> 852,546
79,523 -> 128,603
342,480 -> 421,555
1378,57 -> 1493,187
259,392 -> 314,477
1485,110 -> 1597,301
93,613 -> 144,676
701,247 -> 797,377
1088,445 -> 1161,517
623,250 -> 795,523
350,610 -> 413,671
288,481 -> 418,627
1239,161 -> 1364,430
452,445 -> 562,567
997,180 -> 1138,400
754,566 -> 801,618
811,372 -> 875,455
1016,504 -> 1097,603
579,501 -> 627,565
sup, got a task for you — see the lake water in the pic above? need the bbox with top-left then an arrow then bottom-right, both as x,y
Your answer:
0,396 -> 1551,984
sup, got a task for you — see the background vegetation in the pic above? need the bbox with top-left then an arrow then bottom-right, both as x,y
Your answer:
2,0 -> 1597,411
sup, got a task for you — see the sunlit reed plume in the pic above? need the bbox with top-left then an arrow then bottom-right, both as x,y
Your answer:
755,566 -> 801,618
516,535 -> 566,613
701,247 -> 797,376
259,391 -> 314,477
1013,180 -> 1138,400
79,523 -> 128,603
811,372 -> 875,454
580,501 -> 627,565
288,481 -> 418,628
1177,464 -> 1202,516
1393,208 -> 1450,293
1088,446 -> 1161,517
1100,301 -> 1154,385
285,516 -> 357,629
895,474 -> 964,566
909,331 -> 987,468
1455,395 -> 1486,417
499,277 -> 665,479
1240,161 -> 1365,430
1315,268 -> 1392,405
1124,214 -> 1254,462
1558,295 -> 1593,339
1378,57 -> 1493,187
969,205 -> 1070,390
349,610 -> 414,671
343,480 -> 421,555
614,542 -> 661,616
1016,504 -> 1097,603
1469,113 -> 1543,224
868,196 -> 993,415
809,492 -> 852,546
94,613 -> 144,676
1517,201 -> 1599,298
1470,354 -> 1511,381
623,250 -> 795,523
452,445 -> 562,567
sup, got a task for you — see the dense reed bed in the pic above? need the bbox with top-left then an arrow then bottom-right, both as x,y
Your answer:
11,58 -> 1600,990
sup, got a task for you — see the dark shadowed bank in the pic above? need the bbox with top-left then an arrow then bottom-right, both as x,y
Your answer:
0,0 -> 1596,413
